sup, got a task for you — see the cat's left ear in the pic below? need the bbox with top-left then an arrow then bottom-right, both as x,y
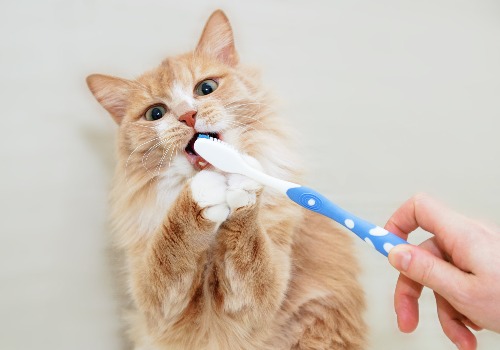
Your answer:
196,10 -> 239,66
86,74 -> 136,124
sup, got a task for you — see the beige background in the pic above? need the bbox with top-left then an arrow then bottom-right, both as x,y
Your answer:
1,0 -> 499,349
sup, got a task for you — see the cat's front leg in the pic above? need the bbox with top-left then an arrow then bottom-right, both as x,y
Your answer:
209,164 -> 291,330
131,171 -> 229,329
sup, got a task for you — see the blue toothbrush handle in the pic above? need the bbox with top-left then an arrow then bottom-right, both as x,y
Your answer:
286,186 -> 409,257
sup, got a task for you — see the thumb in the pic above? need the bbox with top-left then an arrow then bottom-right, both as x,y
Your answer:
388,244 -> 470,302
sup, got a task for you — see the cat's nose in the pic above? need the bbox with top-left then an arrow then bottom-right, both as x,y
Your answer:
178,110 -> 197,128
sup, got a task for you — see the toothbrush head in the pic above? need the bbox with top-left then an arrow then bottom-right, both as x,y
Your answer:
193,135 -> 250,175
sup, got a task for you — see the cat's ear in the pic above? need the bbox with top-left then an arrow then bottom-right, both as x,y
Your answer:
86,74 -> 135,124
196,10 -> 239,66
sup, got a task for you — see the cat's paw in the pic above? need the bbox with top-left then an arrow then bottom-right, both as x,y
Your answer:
190,170 -> 230,223
226,174 -> 260,211
226,156 -> 262,212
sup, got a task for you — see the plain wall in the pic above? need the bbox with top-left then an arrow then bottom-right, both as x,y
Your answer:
1,0 -> 499,349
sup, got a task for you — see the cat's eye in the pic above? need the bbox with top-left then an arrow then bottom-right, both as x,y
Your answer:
195,79 -> 218,96
144,105 -> 167,121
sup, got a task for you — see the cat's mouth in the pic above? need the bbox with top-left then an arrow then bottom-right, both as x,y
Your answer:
185,132 -> 220,170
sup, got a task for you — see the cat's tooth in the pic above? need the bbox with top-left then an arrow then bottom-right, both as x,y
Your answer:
198,160 -> 207,167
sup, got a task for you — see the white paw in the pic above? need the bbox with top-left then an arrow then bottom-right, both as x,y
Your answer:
190,171 -> 230,222
203,205 -> 230,223
226,173 -> 262,212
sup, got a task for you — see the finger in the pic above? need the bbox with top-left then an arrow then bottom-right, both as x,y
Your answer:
393,238 -> 443,333
462,318 -> 483,332
394,273 -> 423,332
435,293 -> 477,350
388,244 -> 472,304
384,193 -> 469,253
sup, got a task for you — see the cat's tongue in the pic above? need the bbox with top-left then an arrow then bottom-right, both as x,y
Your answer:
185,152 -> 210,170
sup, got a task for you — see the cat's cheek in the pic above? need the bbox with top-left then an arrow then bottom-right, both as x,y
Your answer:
190,170 -> 230,223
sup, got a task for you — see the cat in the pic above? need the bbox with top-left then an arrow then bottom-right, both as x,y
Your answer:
87,10 -> 367,350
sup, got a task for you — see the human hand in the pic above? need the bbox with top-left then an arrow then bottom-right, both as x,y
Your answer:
384,194 -> 500,350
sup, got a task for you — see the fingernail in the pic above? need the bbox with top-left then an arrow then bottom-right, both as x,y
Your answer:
389,247 -> 411,272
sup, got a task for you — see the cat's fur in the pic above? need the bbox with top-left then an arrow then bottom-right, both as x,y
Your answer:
87,10 -> 366,350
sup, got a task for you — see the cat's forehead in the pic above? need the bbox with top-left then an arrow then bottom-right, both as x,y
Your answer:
138,55 -> 225,97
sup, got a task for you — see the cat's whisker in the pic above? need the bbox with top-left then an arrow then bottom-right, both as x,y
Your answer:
223,104 -> 268,112
142,140 -> 165,175
155,140 -> 176,177
123,129 -> 175,181
222,104 -> 267,126
224,115 -> 262,134
224,119 -> 253,133
122,121 -> 157,130
126,137 -> 161,167
223,99 -> 270,108
148,140 -> 182,192
124,137 -> 163,184
146,139 -> 173,192
223,105 -> 266,116
223,106 -> 265,116
165,141 -> 180,174
223,100 -> 270,112
238,114 -> 266,126
155,142 -> 170,177
223,118 -> 268,140
139,123 -> 184,173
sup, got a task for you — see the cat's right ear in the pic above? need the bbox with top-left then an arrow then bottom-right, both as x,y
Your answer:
86,74 -> 135,124
196,10 -> 238,66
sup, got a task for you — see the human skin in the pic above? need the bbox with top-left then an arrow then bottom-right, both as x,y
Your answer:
385,194 -> 500,350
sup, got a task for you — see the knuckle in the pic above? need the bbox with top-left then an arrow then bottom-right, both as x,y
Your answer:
418,256 -> 436,286
413,192 -> 430,206
452,277 -> 474,307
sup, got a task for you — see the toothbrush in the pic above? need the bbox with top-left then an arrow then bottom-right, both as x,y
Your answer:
194,135 -> 409,257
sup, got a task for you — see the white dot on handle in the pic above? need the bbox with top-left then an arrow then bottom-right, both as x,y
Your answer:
344,219 -> 355,229
307,198 -> 316,206
369,227 -> 389,236
364,237 -> 375,248
383,243 -> 395,253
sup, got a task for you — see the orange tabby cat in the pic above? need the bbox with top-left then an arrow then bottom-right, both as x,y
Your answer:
87,10 -> 366,350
